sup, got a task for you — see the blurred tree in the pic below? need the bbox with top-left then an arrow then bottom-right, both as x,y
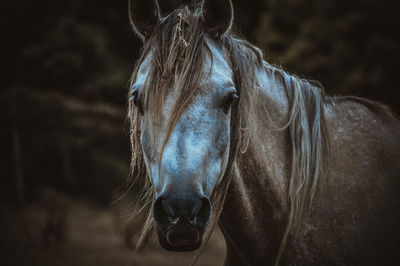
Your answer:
1,0 -> 141,204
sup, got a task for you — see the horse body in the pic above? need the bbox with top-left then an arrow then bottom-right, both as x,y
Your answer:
127,0 -> 400,265
220,68 -> 400,265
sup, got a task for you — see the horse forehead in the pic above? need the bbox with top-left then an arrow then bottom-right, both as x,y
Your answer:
136,39 -> 232,85
205,38 -> 233,85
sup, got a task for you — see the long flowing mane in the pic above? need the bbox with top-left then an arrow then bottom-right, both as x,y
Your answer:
127,3 -> 332,260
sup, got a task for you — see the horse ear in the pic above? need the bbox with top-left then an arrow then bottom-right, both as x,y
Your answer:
201,0 -> 234,38
129,0 -> 161,40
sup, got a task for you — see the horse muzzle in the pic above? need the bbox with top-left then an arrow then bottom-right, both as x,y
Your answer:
153,192 -> 211,251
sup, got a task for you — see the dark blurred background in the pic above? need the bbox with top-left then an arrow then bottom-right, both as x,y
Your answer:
1,0 -> 399,265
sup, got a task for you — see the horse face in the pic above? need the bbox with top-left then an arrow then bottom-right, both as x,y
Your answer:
132,39 -> 235,251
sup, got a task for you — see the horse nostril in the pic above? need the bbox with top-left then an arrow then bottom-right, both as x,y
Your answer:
154,197 -> 173,226
194,197 -> 211,227
169,217 -> 179,225
188,216 -> 198,226
187,197 -> 211,227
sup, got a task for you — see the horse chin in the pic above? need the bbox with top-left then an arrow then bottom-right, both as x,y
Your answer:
157,226 -> 203,252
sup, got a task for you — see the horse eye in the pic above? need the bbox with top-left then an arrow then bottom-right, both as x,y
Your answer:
223,92 -> 239,109
131,88 -> 143,114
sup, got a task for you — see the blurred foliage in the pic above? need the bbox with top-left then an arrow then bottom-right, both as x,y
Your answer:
254,0 -> 400,109
1,0 -> 141,204
0,0 -> 399,205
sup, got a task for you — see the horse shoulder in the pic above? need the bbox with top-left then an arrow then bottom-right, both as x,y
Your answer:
325,97 -> 400,174
294,97 -> 400,264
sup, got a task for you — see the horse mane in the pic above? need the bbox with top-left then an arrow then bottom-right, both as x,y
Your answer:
127,3 -> 394,263
261,64 -> 330,264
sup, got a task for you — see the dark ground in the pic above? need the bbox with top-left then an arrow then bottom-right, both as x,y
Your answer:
0,193 -> 225,266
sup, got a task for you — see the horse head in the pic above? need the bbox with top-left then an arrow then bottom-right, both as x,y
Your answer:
129,0 -> 236,251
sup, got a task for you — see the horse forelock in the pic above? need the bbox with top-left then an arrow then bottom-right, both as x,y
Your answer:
127,3 -> 331,261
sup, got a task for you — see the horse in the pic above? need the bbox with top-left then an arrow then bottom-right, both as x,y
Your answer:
127,0 -> 400,265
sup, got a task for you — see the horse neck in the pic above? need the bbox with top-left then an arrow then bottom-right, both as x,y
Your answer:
219,64 -> 291,265
236,63 -> 291,205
